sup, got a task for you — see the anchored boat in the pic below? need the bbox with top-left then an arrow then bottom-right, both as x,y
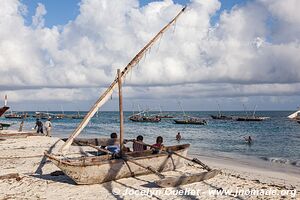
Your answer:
129,113 -> 161,122
174,116 -> 207,125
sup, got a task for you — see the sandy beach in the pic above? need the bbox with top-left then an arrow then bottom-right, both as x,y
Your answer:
0,134 -> 299,200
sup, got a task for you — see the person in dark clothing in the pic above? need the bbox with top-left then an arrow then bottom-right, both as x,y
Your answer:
133,135 -> 147,151
35,119 -> 43,134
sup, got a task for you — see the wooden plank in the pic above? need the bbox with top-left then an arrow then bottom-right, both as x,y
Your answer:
155,169 -> 221,188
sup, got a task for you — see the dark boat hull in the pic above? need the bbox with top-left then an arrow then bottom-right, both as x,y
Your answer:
174,119 -> 206,125
210,115 -> 233,120
129,115 -> 161,122
0,106 -> 9,117
0,123 -> 11,130
130,118 -> 161,122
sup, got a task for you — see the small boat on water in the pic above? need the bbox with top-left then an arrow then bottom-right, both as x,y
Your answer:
4,112 -> 28,119
210,114 -> 233,120
0,122 -> 11,130
235,105 -> 269,122
235,116 -> 269,121
297,121 -> 300,124
155,106 -> 174,119
174,116 -> 207,125
174,102 -> 206,125
155,114 -> 174,119
70,112 -> 85,119
129,113 -> 161,122
33,112 -> 53,119
210,103 -> 233,120
45,7 -> 219,186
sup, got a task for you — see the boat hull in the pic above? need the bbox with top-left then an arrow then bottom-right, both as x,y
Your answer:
45,144 -> 189,185
129,117 -> 161,123
210,115 -> 233,120
236,117 -> 268,121
174,119 -> 206,125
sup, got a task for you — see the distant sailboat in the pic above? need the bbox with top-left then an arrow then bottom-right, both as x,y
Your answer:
235,105 -> 269,121
174,102 -> 207,125
155,106 -> 174,119
210,103 -> 232,120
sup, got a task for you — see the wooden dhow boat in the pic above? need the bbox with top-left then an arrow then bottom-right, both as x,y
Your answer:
210,103 -> 233,120
174,116 -> 207,125
210,114 -> 233,120
45,144 -> 189,185
129,113 -> 161,122
236,105 -> 269,121
174,102 -> 206,125
45,6 -> 220,186
235,116 -> 269,121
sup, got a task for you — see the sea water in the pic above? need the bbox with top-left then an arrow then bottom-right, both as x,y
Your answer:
2,111 -> 300,168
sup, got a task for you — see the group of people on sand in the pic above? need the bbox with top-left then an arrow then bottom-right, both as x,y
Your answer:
34,118 -> 52,137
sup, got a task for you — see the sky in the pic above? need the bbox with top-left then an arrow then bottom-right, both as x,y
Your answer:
1,0 -> 300,111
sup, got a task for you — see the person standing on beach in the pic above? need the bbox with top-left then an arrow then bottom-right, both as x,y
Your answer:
44,118 -> 52,137
34,119 -> 43,134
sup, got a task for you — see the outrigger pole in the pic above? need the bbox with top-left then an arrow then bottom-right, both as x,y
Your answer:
60,6 -> 187,154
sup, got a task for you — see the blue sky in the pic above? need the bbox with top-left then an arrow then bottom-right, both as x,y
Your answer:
22,0 -> 247,27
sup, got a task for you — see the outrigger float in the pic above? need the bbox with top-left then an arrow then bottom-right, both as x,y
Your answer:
45,6 -> 220,187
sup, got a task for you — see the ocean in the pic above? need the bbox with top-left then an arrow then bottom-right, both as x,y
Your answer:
2,111 -> 300,168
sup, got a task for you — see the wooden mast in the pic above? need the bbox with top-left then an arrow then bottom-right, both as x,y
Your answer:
59,6 -> 187,154
117,69 -> 124,155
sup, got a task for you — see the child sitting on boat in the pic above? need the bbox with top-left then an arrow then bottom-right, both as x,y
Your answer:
152,136 -> 164,154
133,135 -> 147,151
107,132 -> 131,154
107,132 -> 120,154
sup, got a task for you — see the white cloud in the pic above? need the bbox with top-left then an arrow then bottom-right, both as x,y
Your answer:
0,0 -> 300,109
32,3 -> 46,29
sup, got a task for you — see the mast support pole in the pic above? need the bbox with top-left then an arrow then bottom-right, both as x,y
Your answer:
118,69 -> 124,155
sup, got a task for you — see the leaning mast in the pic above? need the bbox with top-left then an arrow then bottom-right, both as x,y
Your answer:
60,6 -> 187,153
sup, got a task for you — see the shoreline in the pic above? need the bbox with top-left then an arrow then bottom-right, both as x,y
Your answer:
0,135 -> 299,199
192,153 -> 300,189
